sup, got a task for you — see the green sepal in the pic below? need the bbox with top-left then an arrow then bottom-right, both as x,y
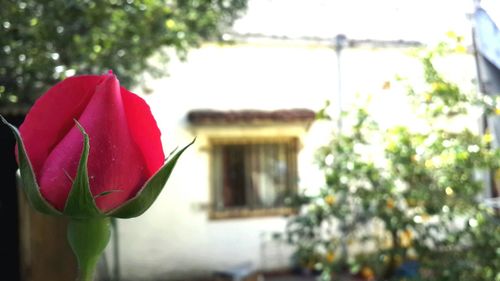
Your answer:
0,115 -> 61,216
107,138 -> 194,218
63,121 -> 103,218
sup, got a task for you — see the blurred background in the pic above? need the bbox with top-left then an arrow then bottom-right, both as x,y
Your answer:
1,0 -> 499,280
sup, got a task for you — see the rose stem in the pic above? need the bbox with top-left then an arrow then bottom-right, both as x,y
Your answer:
67,217 -> 111,281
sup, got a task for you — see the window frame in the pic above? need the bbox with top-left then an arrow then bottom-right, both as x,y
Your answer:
208,137 -> 299,220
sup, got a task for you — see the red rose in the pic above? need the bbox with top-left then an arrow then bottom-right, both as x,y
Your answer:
2,71 -> 192,280
18,71 -> 165,212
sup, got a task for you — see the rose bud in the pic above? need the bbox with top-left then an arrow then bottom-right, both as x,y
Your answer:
2,71 -> 192,218
1,71 -> 192,281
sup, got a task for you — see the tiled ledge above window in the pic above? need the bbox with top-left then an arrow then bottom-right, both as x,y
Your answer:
209,207 -> 297,220
187,109 -> 316,126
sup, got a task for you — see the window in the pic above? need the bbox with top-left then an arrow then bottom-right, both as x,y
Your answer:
187,108 -> 315,219
210,138 -> 298,219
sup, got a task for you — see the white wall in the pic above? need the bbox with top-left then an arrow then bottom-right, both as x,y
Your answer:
113,42 -> 476,280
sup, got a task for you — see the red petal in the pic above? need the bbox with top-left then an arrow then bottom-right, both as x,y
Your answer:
19,75 -> 105,178
121,88 -> 165,176
38,74 -> 149,211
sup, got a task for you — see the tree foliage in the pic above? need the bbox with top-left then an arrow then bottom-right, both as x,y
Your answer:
0,0 -> 247,107
285,37 -> 500,281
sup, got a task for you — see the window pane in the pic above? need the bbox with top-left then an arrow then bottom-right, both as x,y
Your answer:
221,145 -> 246,207
212,140 -> 297,211
252,144 -> 285,208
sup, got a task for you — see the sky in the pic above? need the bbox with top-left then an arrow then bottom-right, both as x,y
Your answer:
232,0 -> 474,43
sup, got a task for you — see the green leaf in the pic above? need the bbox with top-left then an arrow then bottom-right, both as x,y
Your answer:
108,138 -> 195,218
63,121 -> 102,218
0,115 -> 61,216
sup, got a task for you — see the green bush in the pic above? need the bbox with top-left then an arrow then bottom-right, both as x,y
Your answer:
285,37 -> 500,281
0,0 -> 247,107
